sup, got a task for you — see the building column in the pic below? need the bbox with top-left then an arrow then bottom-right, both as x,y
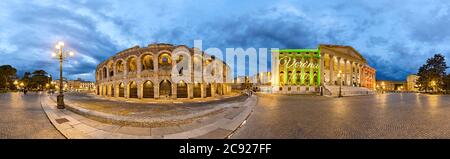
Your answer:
115,84 -> 119,97
329,54 -> 334,85
319,52 -> 324,86
106,67 -> 110,80
154,84 -> 159,99
187,83 -> 194,99
172,83 -> 177,99
137,57 -> 142,78
309,57 -> 314,86
113,62 -> 117,79
301,57 -> 305,85
108,84 -> 112,97
137,82 -> 143,99
357,64 -> 362,87
271,51 -> 280,87
343,59 -> 348,86
124,61 -> 128,77
201,83 -> 206,98
211,83 -> 216,97
349,61 -> 354,86
337,57 -> 341,85
124,83 -> 129,98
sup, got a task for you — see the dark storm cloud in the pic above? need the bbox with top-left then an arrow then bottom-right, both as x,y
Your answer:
1,0 -> 450,81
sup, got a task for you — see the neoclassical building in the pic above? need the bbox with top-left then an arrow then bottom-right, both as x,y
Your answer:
270,44 -> 376,95
95,43 -> 232,99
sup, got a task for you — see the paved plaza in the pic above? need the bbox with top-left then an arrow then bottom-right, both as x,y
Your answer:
1,92 -> 450,139
0,92 -> 64,139
232,93 -> 450,139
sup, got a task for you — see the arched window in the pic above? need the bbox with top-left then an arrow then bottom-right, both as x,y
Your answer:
129,81 -> 138,98
158,53 -> 172,70
296,71 -> 301,83
177,81 -> 188,98
108,62 -> 114,77
141,54 -> 154,70
116,60 -> 124,74
143,81 -> 154,98
127,57 -> 137,72
118,83 -> 125,97
279,71 -> 284,85
103,67 -> 107,78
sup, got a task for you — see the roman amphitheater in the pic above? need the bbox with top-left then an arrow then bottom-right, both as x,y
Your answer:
95,43 -> 232,99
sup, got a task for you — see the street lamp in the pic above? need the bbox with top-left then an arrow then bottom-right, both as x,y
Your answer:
52,41 -> 75,109
337,70 -> 343,97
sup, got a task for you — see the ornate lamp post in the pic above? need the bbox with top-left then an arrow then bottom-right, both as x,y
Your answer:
52,41 -> 75,109
337,70 -> 343,97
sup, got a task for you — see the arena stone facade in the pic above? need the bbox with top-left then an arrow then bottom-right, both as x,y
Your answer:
95,43 -> 232,100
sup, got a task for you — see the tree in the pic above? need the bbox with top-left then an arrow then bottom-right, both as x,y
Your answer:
21,72 -> 31,89
0,65 -> 17,90
445,74 -> 450,94
29,70 -> 49,90
417,54 -> 448,93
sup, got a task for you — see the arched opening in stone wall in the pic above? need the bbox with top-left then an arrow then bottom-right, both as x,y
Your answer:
206,83 -> 212,97
216,84 -> 222,95
141,54 -> 154,71
116,60 -> 124,74
143,81 -> 154,98
127,57 -> 137,73
177,81 -> 188,98
119,83 -> 125,97
193,83 -> 201,98
103,67 -> 107,79
279,71 -> 284,86
96,86 -> 100,95
129,81 -> 138,98
108,62 -> 114,77
158,53 -> 172,71
106,85 -> 110,96
103,85 -> 107,96
110,84 -> 114,97
159,80 -> 172,98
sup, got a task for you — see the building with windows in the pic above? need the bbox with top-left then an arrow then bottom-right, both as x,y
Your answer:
95,43 -> 232,99
270,44 -> 376,96
407,74 -> 420,92
376,80 -> 407,92
67,78 -> 95,92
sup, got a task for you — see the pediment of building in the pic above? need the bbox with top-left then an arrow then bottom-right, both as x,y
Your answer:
320,45 -> 367,63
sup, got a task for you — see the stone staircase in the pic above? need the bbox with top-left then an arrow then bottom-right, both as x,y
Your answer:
323,85 -> 375,97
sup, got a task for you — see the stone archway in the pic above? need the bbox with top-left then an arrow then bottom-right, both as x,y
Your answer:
119,83 -> 125,97
129,81 -> 138,98
177,81 -> 188,98
143,81 -> 154,98
110,84 -> 114,97
159,80 -> 172,98
206,83 -> 212,97
216,84 -> 222,95
193,83 -> 201,98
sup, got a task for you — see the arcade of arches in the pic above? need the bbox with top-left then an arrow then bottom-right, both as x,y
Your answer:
95,43 -> 232,99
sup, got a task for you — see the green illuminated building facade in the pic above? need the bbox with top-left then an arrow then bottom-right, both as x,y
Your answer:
269,44 -> 376,95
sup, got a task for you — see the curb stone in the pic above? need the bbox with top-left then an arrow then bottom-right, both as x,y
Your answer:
40,94 -> 257,139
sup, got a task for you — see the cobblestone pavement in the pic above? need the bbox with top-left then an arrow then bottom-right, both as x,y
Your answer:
63,93 -> 248,118
232,93 -> 450,139
0,92 -> 64,139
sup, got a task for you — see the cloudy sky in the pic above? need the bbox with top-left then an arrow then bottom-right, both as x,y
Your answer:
0,0 -> 449,81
